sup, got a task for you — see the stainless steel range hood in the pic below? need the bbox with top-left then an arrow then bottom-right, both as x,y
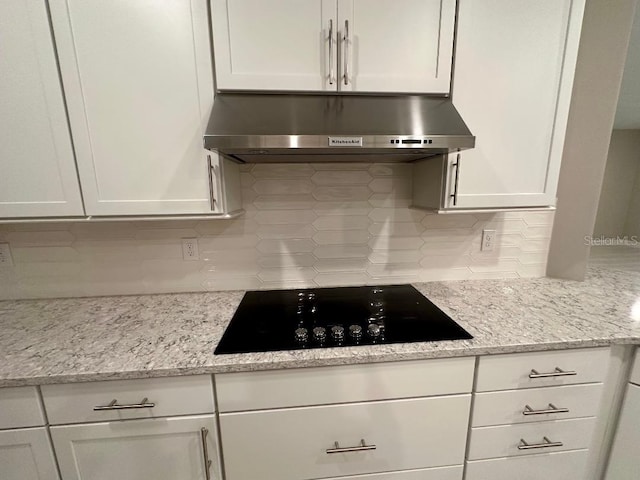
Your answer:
204,93 -> 475,163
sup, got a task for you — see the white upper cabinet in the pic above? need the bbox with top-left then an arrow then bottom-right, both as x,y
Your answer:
446,0 -> 585,209
212,0 -> 337,91
50,0 -> 220,216
337,0 -> 455,93
0,0 -> 84,218
211,0 -> 455,93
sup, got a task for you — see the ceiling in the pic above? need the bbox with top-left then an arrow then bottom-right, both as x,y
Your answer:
614,3 -> 640,129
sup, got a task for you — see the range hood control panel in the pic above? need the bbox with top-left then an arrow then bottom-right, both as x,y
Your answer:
390,138 -> 434,145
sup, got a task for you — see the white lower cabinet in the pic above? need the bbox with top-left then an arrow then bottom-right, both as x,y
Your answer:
472,384 -> 603,427
475,347 -> 610,392
219,395 -> 471,480
466,449 -> 589,480
323,465 -> 463,480
605,379 -> 640,478
50,414 -> 219,480
0,386 -> 47,430
216,357 -> 474,412
467,348 -> 609,479
468,417 -> 596,460
41,375 -> 215,425
0,427 -> 60,480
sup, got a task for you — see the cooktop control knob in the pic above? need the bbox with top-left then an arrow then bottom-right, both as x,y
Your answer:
294,327 -> 308,343
331,325 -> 345,342
312,326 -> 327,343
367,324 -> 381,339
349,324 -> 363,340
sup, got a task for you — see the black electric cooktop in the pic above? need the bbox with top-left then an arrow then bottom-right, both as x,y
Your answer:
214,284 -> 472,354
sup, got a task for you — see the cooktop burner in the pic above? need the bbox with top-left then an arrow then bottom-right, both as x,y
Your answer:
214,284 -> 472,354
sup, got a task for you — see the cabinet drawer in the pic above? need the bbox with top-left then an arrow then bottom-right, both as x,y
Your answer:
216,357 -> 474,412
466,449 -> 589,480
468,417 -> 596,460
0,387 -> 45,429
472,383 -> 603,426
476,348 -> 609,391
220,395 -> 471,480
41,375 -> 214,424
322,465 -> 463,480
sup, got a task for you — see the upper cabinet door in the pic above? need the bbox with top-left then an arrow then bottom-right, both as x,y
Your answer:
449,0 -> 585,209
50,0 -> 216,216
337,0 -> 455,93
0,0 -> 84,218
212,0 -> 338,91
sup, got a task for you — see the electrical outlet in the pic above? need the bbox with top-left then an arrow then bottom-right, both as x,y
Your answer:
481,229 -> 496,252
182,238 -> 199,261
0,243 -> 14,267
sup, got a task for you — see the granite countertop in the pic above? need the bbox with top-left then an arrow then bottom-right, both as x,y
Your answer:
1,267 -> 640,387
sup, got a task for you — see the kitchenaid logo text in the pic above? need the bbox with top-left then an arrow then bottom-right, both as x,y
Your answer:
328,137 -> 363,147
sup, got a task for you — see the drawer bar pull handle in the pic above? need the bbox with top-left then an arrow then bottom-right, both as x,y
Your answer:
326,439 -> 376,454
523,403 -> 570,416
529,367 -> 577,378
518,436 -> 564,450
93,398 -> 155,411
201,427 -> 212,480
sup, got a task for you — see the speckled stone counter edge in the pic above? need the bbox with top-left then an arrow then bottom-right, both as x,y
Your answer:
1,266 -> 639,387
2,337 -> 638,388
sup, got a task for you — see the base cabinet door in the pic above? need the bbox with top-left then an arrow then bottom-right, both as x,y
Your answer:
50,0 -> 217,216
0,427 -> 60,480
605,383 -> 640,479
0,0 -> 84,218
50,415 -> 219,480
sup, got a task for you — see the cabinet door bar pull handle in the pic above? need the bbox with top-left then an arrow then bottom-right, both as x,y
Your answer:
343,20 -> 349,85
326,439 -> 376,454
201,427 -> 212,480
517,436 -> 563,450
523,403 -> 570,416
450,153 -> 460,206
328,20 -> 334,85
207,155 -> 217,211
93,398 -> 155,411
529,367 -> 577,378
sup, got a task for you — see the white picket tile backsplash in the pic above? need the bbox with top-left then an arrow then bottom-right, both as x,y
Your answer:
0,163 -> 554,299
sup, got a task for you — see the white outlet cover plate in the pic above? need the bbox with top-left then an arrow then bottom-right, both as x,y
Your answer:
481,229 -> 496,252
182,238 -> 199,261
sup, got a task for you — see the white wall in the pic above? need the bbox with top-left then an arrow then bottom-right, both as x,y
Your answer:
625,158 -> 640,237
547,0 -> 639,280
0,163 -> 554,300
615,3 -> 640,129
593,130 -> 640,236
